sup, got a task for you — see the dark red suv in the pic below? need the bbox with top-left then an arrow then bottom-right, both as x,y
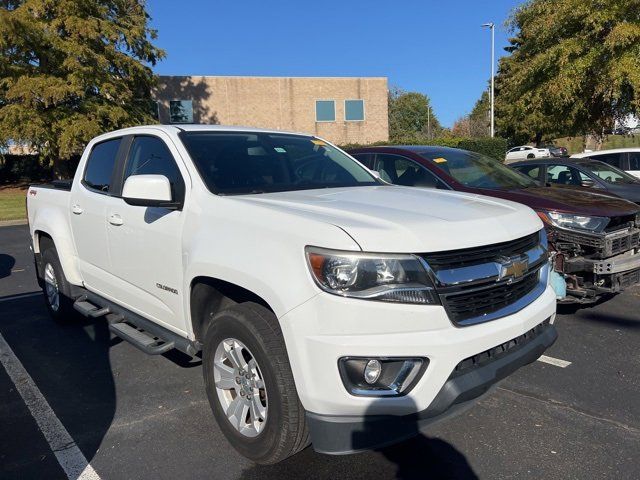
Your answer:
348,145 -> 640,304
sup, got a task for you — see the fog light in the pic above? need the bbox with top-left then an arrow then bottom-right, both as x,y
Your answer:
339,357 -> 427,397
364,359 -> 382,384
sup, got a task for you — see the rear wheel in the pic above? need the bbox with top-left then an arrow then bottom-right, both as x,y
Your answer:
527,153 -> 535,159
202,302 -> 309,464
40,244 -> 76,322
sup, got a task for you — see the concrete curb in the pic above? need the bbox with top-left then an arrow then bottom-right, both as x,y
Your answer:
0,219 -> 28,227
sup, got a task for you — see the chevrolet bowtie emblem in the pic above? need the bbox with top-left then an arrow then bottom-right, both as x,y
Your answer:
497,255 -> 529,283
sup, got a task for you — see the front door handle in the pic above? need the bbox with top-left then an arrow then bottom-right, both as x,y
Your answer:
108,213 -> 124,226
71,204 -> 83,215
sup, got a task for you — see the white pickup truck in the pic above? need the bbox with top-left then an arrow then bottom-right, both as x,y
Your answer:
27,125 -> 557,464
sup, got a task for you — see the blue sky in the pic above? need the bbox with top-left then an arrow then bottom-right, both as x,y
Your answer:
148,1 -> 520,127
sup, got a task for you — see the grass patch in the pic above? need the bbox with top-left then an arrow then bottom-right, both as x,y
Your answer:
0,186 -> 27,221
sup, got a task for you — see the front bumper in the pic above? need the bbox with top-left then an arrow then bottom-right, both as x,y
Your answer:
307,320 -> 557,454
279,281 -> 556,420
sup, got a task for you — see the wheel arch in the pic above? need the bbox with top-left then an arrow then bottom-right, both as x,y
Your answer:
189,276 -> 275,343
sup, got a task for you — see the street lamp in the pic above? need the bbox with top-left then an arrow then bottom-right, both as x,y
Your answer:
482,22 -> 495,138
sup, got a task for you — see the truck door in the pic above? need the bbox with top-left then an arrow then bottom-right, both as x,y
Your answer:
104,133 -> 188,334
69,137 -> 124,294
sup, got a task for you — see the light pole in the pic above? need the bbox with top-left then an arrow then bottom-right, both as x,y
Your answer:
482,22 -> 495,138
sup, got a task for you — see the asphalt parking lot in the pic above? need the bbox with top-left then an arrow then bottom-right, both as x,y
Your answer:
1,223 -> 639,480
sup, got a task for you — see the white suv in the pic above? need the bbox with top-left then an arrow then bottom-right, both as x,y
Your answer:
27,125 -> 557,463
572,148 -> 640,179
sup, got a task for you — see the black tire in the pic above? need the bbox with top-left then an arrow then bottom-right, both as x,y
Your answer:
527,153 -> 535,159
202,302 -> 309,464
40,242 -> 77,322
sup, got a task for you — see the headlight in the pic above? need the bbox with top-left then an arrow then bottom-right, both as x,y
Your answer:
537,211 -> 609,233
305,247 -> 438,304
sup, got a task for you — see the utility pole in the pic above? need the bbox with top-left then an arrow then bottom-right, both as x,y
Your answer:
482,22 -> 495,137
427,105 -> 431,139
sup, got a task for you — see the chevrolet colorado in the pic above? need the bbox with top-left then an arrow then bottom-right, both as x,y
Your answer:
27,125 -> 557,464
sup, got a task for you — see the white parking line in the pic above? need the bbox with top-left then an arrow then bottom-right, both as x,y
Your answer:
0,333 -> 101,480
537,354 -> 572,368
0,291 -> 42,303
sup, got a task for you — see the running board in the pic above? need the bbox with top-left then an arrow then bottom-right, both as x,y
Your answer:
109,322 -> 175,355
73,297 -> 111,318
70,289 -> 200,357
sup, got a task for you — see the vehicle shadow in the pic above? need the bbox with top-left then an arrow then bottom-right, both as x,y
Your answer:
0,254 -> 16,279
239,398 -> 477,480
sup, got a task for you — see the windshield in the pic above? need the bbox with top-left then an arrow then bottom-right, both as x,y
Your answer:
180,132 -> 378,195
417,150 -> 538,189
584,162 -> 639,185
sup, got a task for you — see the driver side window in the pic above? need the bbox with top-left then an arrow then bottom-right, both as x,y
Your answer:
124,136 -> 185,204
546,165 -> 590,186
374,154 -> 446,189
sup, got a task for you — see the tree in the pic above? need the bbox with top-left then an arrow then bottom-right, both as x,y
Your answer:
468,90 -> 491,137
495,0 -> 640,147
451,116 -> 471,137
388,87 -> 442,141
0,0 -> 164,176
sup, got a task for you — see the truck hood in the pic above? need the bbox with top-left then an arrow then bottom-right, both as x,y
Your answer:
477,186 -> 639,217
233,186 -> 542,252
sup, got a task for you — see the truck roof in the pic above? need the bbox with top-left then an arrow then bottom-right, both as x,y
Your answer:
94,124 -> 313,140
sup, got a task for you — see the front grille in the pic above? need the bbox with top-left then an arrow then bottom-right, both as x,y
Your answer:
617,268 -> 640,289
555,228 -> 640,258
442,270 -> 540,324
421,232 -> 539,269
611,232 -> 640,256
452,318 -> 552,378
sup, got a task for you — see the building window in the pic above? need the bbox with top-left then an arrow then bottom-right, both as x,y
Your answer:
169,100 -> 193,123
315,100 -> 335,122
345,99 -> 365,121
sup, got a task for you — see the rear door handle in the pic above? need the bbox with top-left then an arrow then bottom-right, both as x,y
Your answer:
72,204 -> 83,215
108,213 -> 124,226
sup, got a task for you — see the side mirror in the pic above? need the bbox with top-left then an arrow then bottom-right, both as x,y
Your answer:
581,179 -> 598,188
122,174 -> 178,209
370,170 -> 381,180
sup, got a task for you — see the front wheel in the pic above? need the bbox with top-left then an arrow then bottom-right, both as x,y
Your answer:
202,303 -> 309,464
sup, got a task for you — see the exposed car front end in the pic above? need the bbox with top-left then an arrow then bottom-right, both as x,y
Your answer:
539,210 -> 640,301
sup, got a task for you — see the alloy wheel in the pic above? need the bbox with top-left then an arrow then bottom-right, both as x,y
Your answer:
213,338 -> 268,437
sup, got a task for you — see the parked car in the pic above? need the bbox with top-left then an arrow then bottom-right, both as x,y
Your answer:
349,146 -> 640,304
540,144 -> 568,157
505,145 -> 552,163
571,148 -> 640,179
510,158 -> 640,204
26,126 -> 557,464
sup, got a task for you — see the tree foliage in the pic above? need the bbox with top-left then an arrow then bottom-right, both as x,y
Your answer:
388,87 -> 442,141
495,0 -> 640,145
452,90 -> 491,138
0,0 -> 164,172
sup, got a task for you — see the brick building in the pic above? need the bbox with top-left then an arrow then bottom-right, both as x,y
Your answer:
153,76 -> 388,145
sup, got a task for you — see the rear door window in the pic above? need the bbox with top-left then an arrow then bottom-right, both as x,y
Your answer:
628,152 -> 640,170
589,153 -> 624,168
83,138 -> 122,193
